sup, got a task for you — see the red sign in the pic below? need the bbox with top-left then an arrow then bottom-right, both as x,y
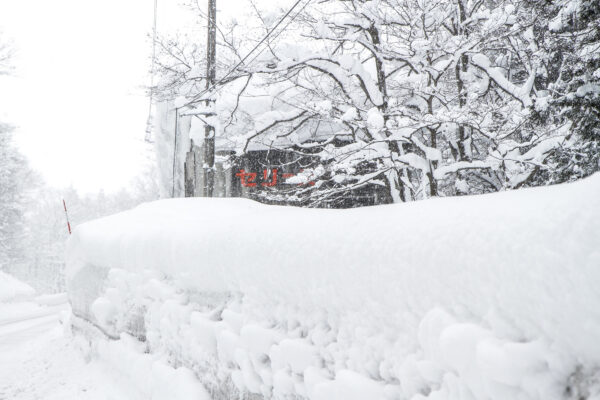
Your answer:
235,169 -> 315,187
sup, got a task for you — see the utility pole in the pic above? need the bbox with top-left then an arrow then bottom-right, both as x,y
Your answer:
145,0 -> 159,143
203,0 -> 217,197
185,0 -> 216,198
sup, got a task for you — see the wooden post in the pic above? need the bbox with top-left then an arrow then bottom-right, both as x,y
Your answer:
184,0 -> 216,198
203,0 -> 217,197
184,146 -> 196,197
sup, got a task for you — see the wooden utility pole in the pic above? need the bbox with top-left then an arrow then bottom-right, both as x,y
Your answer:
184,0 -> 216,197
203,0 -> 217,197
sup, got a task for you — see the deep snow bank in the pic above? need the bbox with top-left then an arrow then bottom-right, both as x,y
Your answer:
66,175 -> 600,400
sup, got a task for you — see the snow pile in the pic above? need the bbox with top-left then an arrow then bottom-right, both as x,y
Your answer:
0,270 -> 36,302
90,333 -> 211,400
0,270 -> 192,400
67,175 -> 600,400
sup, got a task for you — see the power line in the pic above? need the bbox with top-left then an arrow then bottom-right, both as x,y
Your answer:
184,0 -> 310,108
243,0 -> 312,69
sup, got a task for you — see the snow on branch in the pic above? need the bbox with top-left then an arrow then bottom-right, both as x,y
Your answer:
433,161 -> 490,180
241,110 -> 310,153
470,53 -> 535,108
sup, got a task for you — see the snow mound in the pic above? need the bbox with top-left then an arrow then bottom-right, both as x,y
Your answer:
66,175 -> 600,400
0,271 -> 36,303
94,333 -> 211,400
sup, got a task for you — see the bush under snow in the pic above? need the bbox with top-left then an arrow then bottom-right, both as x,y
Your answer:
66,175 -> 600,400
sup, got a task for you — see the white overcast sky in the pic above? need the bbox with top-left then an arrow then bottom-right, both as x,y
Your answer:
0,0 -> 279,194
0,0 -> 207,194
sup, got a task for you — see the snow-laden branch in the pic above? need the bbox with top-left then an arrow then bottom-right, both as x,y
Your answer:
240,110 -> 310,153
433,161 -> 490,180
470,53 -> 535,108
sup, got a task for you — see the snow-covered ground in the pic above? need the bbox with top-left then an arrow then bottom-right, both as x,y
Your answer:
64,174 -> 600,400
1,176 -> 598,400
0,273 -> 144,400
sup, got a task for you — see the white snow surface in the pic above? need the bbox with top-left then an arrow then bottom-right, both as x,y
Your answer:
0,271 -> 36,302
0,271 -> 208,400
66,175 -> 600,400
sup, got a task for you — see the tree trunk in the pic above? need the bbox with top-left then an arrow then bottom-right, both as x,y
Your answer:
455,0 -> 472,162
368,24 -> 411,202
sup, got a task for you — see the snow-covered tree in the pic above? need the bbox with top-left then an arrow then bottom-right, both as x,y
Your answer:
0,123 -> 31,273
523,0 -> 600,186
239,0 -> 557,203
0,33 -> 27,273
153,0 -> 599,206
0,32 -> 13,76
20,166 -> 159,293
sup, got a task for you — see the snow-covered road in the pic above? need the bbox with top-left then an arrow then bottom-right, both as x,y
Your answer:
0,297 -> 140,400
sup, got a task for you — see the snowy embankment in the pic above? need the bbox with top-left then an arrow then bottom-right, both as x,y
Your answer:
0,272 -> 145,399
66,175 -> 600,400
0,271 -> 68,328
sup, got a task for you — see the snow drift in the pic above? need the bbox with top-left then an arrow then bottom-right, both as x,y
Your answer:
66,175 -> 600,400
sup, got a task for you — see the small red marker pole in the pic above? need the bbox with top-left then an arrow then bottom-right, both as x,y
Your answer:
63,199 -> 72,235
